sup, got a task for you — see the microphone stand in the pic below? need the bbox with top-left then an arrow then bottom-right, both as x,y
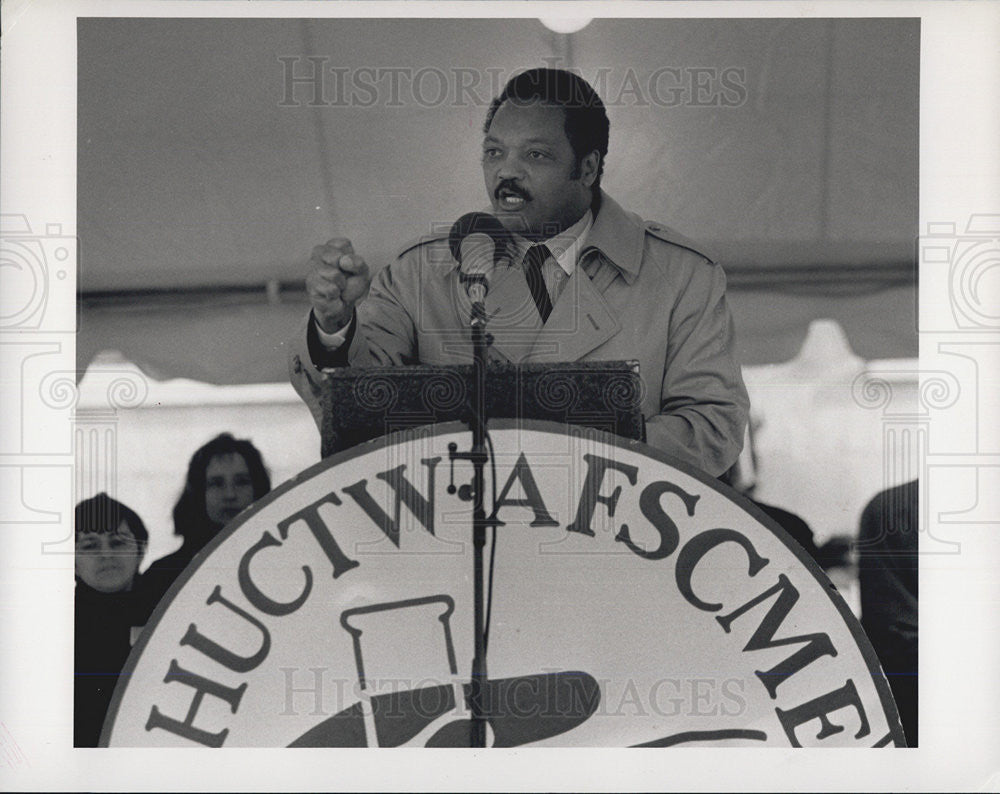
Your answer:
448,275 -> 494,748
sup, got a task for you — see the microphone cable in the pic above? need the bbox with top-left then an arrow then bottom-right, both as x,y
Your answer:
483,429 -> 500,654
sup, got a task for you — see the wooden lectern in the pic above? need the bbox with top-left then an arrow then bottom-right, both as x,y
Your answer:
319,360 -> 644,457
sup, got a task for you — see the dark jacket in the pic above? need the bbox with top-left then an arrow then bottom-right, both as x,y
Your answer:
74,580 -> 151,746
139,537 -> 211,618
858,479 -> 918,746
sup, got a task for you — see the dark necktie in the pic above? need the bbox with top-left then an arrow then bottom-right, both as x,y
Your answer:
522,243 -> 553,323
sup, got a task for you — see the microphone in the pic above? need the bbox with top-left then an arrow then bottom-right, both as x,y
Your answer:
448,212 -> 510,305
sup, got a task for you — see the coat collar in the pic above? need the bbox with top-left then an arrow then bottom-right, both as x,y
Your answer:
579,191 -> 645,285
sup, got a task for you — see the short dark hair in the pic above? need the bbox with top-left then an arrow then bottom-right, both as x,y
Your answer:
75,492 -> 148,547
484,67 -> 610,189
172,433 -> 271,540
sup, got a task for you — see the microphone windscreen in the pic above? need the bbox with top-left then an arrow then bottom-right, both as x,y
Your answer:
459,233 -> 496,278
448,212 -> 510,264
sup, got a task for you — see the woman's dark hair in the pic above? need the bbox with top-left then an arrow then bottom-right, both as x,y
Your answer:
75,492 -> 148,547
483,67 -> 610,189
172,433 -> 271,541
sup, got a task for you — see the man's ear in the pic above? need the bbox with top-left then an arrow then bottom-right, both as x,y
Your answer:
578,150 -> 600,188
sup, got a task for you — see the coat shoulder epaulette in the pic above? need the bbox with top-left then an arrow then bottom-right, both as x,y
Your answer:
395,230 -> 450,260
643,221 -> 718,265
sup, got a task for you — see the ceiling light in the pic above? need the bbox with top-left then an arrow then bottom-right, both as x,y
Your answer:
538,17 -> 593,35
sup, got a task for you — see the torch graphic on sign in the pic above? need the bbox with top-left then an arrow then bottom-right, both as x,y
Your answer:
288,594 -> 602,748
339,594 -> 487,747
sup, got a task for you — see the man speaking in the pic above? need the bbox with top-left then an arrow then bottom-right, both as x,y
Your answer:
288,68 -> 749,477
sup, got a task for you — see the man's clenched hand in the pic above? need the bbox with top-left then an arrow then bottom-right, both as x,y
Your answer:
305,238 -> 371,333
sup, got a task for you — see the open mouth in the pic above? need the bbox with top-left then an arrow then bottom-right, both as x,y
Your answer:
496,186 -> 529,211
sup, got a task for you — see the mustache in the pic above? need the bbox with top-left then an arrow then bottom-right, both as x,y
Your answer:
494,180 -> 532,201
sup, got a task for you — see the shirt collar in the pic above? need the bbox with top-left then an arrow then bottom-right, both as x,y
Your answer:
510,209 -> 593,275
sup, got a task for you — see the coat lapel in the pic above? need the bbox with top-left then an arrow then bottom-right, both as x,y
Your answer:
525,256 -> 621,363
448,192 -> 643,363
481,264 -> 542,363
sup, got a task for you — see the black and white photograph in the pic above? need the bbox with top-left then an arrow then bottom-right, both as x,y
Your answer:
1,0 -> 998,790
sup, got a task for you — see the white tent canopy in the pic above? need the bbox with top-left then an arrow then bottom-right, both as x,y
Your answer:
78,17 -> 917,383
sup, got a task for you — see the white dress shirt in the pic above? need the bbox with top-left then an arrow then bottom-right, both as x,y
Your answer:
509,208 -> 593,305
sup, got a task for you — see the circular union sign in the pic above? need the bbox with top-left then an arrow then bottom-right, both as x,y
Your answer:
103,421 -> 905,747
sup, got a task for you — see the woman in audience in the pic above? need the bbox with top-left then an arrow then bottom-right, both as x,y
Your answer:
74,492 -> 150,746
141,432 -> 271,611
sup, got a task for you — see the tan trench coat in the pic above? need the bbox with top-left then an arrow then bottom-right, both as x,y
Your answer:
289,192 -> 749,476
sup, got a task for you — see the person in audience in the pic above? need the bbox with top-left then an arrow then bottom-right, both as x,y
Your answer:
74,492 -> 150,747
141,433 -> 271,611
857,478 -> 918,746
